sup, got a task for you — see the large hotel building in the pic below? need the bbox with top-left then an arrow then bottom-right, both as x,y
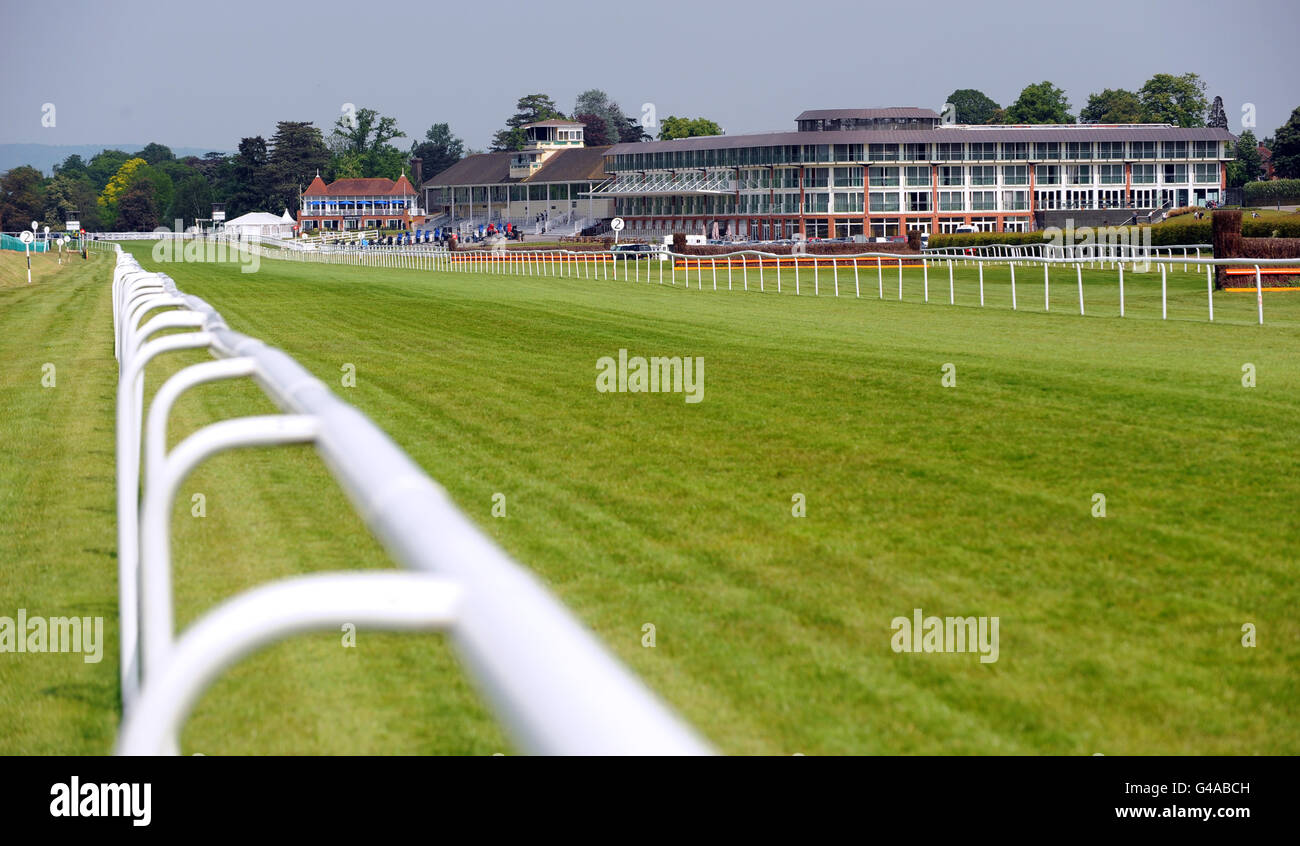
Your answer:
422,107 -> 1235,239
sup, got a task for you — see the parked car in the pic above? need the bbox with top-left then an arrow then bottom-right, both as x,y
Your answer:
611,243 -> 668,261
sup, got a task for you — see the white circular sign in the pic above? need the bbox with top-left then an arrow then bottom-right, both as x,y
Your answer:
59,236 -> 68,245
610,217 -> 625,232
19,230 -> 34,244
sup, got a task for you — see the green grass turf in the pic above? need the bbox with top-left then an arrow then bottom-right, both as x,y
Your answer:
2,242 -> 1297,754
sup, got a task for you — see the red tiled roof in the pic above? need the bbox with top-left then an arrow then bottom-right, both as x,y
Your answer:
312,177 -> 415,197
389,173 -> 415,195
303,175 -> 329,196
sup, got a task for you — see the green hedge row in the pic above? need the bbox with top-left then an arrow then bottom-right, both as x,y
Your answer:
1244,179 -> 1300,206
929,212 -> 1300,250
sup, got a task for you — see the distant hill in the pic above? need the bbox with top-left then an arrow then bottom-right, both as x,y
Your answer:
0,143 -> 233,175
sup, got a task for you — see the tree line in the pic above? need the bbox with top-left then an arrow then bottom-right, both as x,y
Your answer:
946,75 -> 1300,187
0,112 -> 466,233
3,82 -> 1296,232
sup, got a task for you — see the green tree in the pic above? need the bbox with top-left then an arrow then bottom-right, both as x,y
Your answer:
944,89 -> 1000,124
573,113 -> 611,146
116,179 -> 158,231
657,116 -> 723,140
410,123 -> 465,181
168,172 -> 212,227
1207,95 -> 1228,129
42,173 -> 99,230
86,149 -> 131,191
226,137 -> 271,217
1079,88 -> 1144,123
1138,73 -> 1207,127
54,154 -> 88,179
328,108 -> 406,178
97,157 -> 148,229
268,121 -> 330,213
134,142 -> 174,165
1004,81 -> 1073,123
491,94 -> 566,151
0,165 -> 46,231
616,114 -> 651,143
1270,106 -> 1300,179
573,89 -> 621,148
1228,129 -> 1262,187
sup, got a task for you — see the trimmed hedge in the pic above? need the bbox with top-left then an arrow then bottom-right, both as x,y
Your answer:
1239,237 -> 1300,259
1244,179 -> 1300,206
678,241 -> 919,256
930,211 -> 1300,251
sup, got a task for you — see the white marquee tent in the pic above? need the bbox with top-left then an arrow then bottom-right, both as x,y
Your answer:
221,211 -> 296,239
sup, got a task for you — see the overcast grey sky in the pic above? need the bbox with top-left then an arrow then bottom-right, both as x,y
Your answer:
2,0 -> 1296,152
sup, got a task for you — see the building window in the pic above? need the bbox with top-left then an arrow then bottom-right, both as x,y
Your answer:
970,191 -> 997,211
1002,165 -> 1028,185
936,142 -> 965,161
1192,140 -> 1217,159
868,143 -> 900,162
1131,141 -> 1156,159
833,166 -> 864,187
969,142 -> 997,161
1064,142 -> 1092,160
969,165 -> 997,186
1066,165 -> 1092,185
905,166 -> 931,187
1095,141 -> 1124,159
1099,164 -> 1124,184
1034,142 -> 1060,160
805,168 -> 829,188
1002,142 -> 1028,160
1132,164 -> 1156,184
869,191 -> 900,212
939,166 -> 964,186
1035,165 -> 1060,185
1002,190 -> 1028,211
834,192 -> 864,213
1163,141 -> 1188,159
803,193 -> 829,213
803,144 -> 830,162
1162,163 -> 1188,183
904,143 -> 929,161
939,191 -> 963,211
869,166 -> 900,187
833,144 -> 863,162
906,191 -> 931,212
1194,163 -> 1219,183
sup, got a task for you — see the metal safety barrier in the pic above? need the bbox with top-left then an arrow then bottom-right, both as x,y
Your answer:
109,246 -> 711,755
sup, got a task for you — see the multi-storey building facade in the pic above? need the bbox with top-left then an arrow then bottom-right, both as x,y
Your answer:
298,174 -> 420,231
420,120 -> 615,230
594,108 -> 1235,239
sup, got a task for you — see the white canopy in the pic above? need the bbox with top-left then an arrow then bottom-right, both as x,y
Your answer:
222,211 -> 295,238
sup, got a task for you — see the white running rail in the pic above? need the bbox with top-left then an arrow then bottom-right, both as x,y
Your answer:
110,245 -> 711,756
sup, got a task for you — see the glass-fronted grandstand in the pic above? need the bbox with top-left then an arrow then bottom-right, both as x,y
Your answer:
420,107 -> 1236,239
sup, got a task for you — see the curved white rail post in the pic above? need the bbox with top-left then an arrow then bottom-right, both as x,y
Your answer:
116,331 -> 213,708
144,358 -> 259,481
139,415 -> 322,683
119,291 -> 174,361
117,572 -> 462,755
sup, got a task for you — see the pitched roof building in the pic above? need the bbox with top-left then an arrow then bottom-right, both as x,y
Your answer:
420,119 -> 614,235
298,173 -> 420,232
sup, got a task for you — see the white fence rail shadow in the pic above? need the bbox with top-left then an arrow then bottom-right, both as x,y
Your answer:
110,246 -> 711,756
